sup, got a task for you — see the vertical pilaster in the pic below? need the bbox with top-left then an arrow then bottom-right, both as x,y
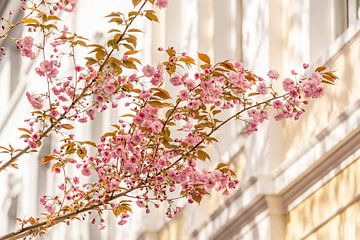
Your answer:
265,195 -> 286,240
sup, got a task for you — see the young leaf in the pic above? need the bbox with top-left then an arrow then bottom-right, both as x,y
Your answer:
61,124 -> 74,130
132,0 -> 142,7
198,52 -> 211,64
145,10 -> 159,22
197,150 -> 210,161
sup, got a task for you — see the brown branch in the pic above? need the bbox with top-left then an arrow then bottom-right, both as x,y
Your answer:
0,186 -> 141,240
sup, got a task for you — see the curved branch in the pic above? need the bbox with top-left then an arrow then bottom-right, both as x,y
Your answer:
0,186 -> 140,240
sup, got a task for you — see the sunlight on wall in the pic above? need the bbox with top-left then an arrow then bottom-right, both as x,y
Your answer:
286,157 -> 360,240
283,31 -> 360,160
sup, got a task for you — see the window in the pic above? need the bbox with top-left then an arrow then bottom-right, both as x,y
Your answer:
310,0 -> 360,62
333,0 -> 360,38
347,0 -> 360,25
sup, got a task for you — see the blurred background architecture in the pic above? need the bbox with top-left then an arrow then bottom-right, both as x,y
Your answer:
1,0 -> 360,239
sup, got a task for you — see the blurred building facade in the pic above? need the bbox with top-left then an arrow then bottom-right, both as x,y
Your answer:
0,0 -> 360,239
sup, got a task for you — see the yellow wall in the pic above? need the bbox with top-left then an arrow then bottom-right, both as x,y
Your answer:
286,157 -> 360,240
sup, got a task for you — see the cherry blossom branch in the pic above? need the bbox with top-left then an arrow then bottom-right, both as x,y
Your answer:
0,0 -> 149,172
0,0 -> 337,238
164,93 -> 288,172
0,1 -> 43,40
0,186 -> 142,240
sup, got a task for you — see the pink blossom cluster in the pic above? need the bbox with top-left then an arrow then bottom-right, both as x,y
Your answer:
142,64 -> 165,86
36,60 -> 60,78
301,72 -> 324,98
155,0 -> 168,9
26,92 -> 43,110
57,0 -> 77,12
16,36 -> 36,59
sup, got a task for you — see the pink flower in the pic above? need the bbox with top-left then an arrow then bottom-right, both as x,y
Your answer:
50,110 -> 59,118
256,82 -> 268,95
234,61 -> 243,68
181,182 -> 189,190
45,205 -> 54,213
300,72 -> 324,98
22,37 -> 33,49
81,166 -> 91,176
118,220 -> 127,225
205,177 -> 216,189
17,36 -> 35,59
170,75 -> 182,86
142,65 -> 155,77
39,197 -> 46,205
110,179 -> 119,190
75,65 -> 83,72
182,122 -> 193,132
273,100 -> 283,109
26,92 -> 43,109
78,117 -> 87,123
96,95 -> 104,102
179,89 -> 189,100
32,133 -> 40,141
282,78 -> 295,92
104,83 -> 116,94
136,200 -> 145,208
59,0 -> 76,12
267,70 -> 280,80
173,112 -> 183,120
36,60 -> 59,78
98,224 -> 106,230
140,91 -> 152,100
73,177 -> 80,185
86,109 -> 96,120
187,100 -> 200,110
155,0 -> 168,8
